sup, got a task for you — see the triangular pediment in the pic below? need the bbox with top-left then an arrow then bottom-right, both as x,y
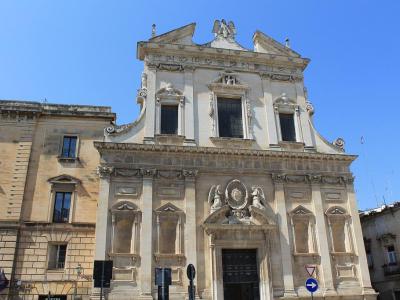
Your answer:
48,174 -> 81,184
253,31 -> 301,57
290,205 -> 313,216
150,23 -> 196,45
155,202 -> 183,213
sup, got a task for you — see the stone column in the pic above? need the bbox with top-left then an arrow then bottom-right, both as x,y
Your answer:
309,175 -> 336,295
184,67 -> 196,146
183,169 -> 199,296
139,168 -> 156,299
272,174 -> 296,296
345,177 -> 376,295
261,75 -> 279,147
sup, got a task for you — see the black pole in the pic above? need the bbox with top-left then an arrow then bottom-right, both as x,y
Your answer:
311,292 -> 313,300
100,261 -> 104,300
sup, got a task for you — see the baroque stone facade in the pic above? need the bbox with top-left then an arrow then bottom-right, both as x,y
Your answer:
0,20 -> 377,300
93,21 -> 376,299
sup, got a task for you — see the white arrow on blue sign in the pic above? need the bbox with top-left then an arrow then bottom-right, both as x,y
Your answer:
305,277 -> 318,293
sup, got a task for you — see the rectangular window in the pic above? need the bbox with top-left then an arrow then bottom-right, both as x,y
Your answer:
48,244 -> 67,269
161,105 -> 178,134
279,113 -> 296,142
217,97 -> 243,138
388,245 -> 397,265
61,136 -> 77,158
53,192 -> 71,223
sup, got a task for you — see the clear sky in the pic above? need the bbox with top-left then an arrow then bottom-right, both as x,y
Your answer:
1,0 -> 399,210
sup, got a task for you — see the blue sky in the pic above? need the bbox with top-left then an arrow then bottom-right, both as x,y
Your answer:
1,1 -> 399,210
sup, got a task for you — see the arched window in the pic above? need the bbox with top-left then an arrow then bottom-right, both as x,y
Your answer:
289,205 -> 317,254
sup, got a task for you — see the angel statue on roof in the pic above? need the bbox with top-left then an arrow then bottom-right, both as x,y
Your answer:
212,19 -> 236,40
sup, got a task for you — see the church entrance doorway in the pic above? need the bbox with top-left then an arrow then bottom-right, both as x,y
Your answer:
222,249 -> 260,300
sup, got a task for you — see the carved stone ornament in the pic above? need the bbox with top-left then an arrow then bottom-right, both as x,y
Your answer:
140,168 -> 157,178
212,19 -> 236,40
225,179 -> 249,210
271,173 -> 286,183
333,138 -> 345,151
156,83 -> 185,105
207,179 -> 267,216
274,93 -> 296,107
182,169 -> 198,179
306,101 -> 314,116
97,165 -> 114,178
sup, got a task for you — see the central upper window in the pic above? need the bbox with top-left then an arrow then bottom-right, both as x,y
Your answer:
161,105 -> 178,135
217,97 -> 243,138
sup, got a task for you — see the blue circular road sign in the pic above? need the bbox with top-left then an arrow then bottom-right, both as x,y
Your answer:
305,278 -> 318,293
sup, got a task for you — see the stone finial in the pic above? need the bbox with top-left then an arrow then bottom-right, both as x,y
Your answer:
151,24 -> 156,38
285,38 -> 290,48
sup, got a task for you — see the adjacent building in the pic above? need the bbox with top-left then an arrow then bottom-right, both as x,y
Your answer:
0,20 -> 377,300
361,203 -> 400,300
0,101 -> 115,299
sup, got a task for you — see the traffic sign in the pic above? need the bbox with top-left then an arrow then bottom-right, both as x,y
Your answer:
305,278 -> 318,293
305,265 -> 315,277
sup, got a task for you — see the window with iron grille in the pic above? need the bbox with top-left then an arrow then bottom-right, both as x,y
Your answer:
279,113 -> 296,142
161,105 -> 178,134
53,192 -> 71,223
48,244 -> 67,269
61,136 -> 77,158
217,98 -> 243,138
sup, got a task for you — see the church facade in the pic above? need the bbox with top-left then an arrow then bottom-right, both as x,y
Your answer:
93,20 -> 376,300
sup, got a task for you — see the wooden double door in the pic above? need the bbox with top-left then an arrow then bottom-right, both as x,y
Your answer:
222,249 -> 260,300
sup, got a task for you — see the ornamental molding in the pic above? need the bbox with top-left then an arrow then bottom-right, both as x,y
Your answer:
144,52 -> 305,79
94,141 -> 357,162
271,173 -> 355,185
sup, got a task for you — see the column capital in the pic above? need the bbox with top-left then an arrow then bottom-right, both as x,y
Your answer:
96,165 -> 114,179
182,169 -> 198,180
140,168 -> 157,179
308,174 -> 322,184
271,173 -> 286,183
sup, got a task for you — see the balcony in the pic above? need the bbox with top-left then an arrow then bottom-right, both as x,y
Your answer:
383,264 -> 400,276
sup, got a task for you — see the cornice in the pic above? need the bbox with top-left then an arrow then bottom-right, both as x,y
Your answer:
94,142 -> 357,162
138,41 -> 309,70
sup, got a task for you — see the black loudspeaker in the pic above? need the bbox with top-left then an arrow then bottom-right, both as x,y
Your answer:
93,260 -> 113,288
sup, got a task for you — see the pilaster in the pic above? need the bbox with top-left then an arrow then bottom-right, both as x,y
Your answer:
139,168 -> 156,298
345,179 -> 376,295
183,169 -> 199,297
261,75 -> 279,147
294,81 -> 314,149
94,166 -> 113,259
309,175 -> 336,295
184,67 -> 196,146
144,65 -> 157,143
272,174 -> 296,297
